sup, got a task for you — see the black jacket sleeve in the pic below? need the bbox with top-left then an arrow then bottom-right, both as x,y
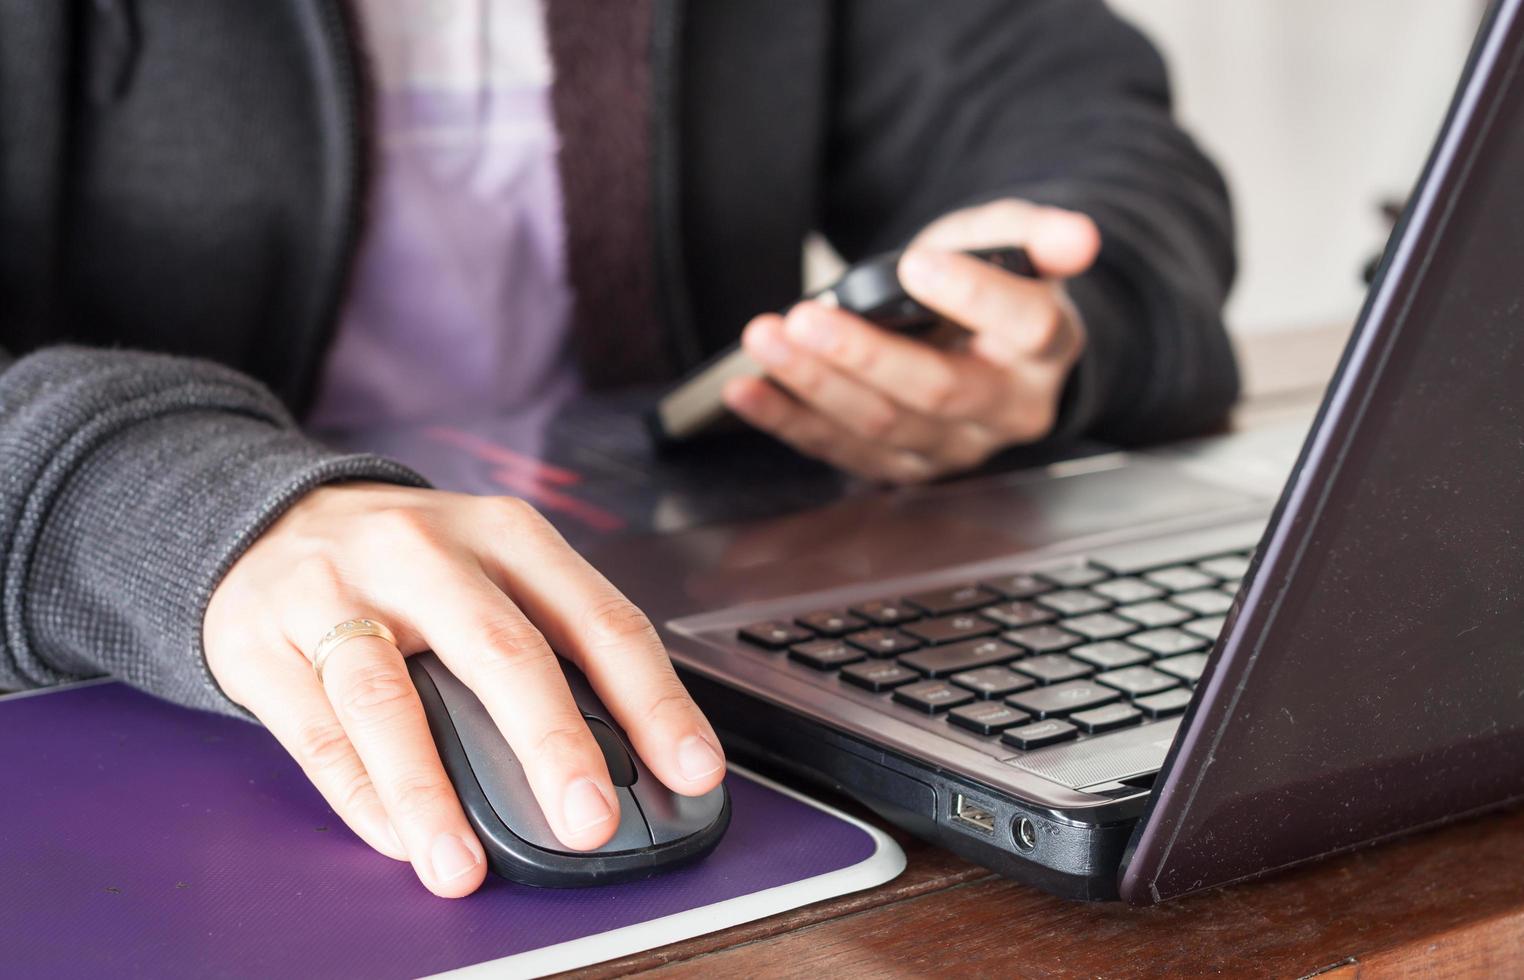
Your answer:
821,0 -> 1239,445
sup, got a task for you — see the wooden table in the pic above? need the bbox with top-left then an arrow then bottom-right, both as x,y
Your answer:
567,324 -> 1524,978
577,799 -> 1524,978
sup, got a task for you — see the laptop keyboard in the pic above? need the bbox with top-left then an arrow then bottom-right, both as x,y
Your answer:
735,551 -> 1249,754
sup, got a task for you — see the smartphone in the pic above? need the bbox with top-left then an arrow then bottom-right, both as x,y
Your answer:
648,245 -> 1036,446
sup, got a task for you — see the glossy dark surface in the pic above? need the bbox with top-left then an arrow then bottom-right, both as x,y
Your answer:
592,456 -> 1257,614
1123,0 -> 1524,903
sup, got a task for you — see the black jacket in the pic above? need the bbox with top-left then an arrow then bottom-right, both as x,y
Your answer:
0,0 -> 1238,711
2,0 -> 1236,435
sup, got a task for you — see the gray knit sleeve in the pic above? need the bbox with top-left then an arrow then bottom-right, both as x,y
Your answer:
0,346 -> 428,715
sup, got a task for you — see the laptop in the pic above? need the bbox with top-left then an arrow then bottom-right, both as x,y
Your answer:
588,0 -> 1524,903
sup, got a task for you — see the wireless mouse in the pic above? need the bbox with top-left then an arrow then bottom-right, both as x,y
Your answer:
408,651 -> 730,888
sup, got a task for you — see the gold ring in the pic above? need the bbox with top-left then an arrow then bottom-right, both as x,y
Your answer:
311,618 -> 398,683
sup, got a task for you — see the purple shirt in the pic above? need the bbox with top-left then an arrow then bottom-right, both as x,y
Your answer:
308,0 -> 577,430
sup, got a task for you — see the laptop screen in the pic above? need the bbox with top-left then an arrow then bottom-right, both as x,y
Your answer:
1125,0 -> 1524,903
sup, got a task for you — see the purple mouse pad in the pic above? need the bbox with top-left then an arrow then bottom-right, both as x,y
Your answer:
0,682 -> 902,978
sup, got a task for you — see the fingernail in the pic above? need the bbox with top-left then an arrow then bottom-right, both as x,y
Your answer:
900,249 -> 950,292
430,833 -> 481,881
363,814 -> 408,860
785,306 -> 839,355
563,777 -> 615,834
745,321 -> 793,368
385,820 -> 406,856
677,735 -> 724,782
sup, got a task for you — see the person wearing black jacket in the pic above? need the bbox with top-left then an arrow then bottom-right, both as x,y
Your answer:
0,0 -> 1236,897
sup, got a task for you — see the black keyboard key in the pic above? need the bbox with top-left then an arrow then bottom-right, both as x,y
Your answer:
1002,624 -> 1083,653
903,613 -> 999,646
1094,666 -> 1178,698
1156,653 -> 1210,684
980,600 -> 1055,629
1071,703 -> 1143,734
788,639 -> 865,671
1115,601 -> 1192,629
850,599 -> 922,627
900,638 -> 1017,678
981,573 -> 1053,600
1036,589 -> 1112,617
1036,564 -> 1109,588
1136,687 -> 1194,719
893,680 -> 975,714
1007,681 -> 1120,719
1144,566 -> 1218,593
1013,654 -> 1093,685
796,610 -> 868,637
902,584 -> 998,616
1091,577 -> 1167,604
950,666 -> 1034,698
846,628 -> 923,657
1071,640 -> 1152,671
1062,612 -> 1138,641
1198,554 -> 1251,580
948,702 -> 1031,735
1001,719 -> 1079,750
739,620 -> 813,649
841,660 -> 920,692
1130,629 -> 1210,658
1183,616 -> 1226,641
1172,589 -> 1234,616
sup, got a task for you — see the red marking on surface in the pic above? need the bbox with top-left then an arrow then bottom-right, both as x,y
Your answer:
488,468 -> 626,532
424,426 -> 579,486
423,425 -> 625,532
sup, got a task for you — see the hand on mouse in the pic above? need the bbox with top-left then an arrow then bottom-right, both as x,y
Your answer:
725,199 -> 1099,483
203,484 -> 726,898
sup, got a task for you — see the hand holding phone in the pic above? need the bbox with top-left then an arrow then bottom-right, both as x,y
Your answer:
651,246 -> 1037,445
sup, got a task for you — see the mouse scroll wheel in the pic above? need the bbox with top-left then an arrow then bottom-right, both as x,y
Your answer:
584,716 -> 638,787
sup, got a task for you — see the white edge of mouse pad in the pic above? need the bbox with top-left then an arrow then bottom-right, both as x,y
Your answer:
429,764 -> 907,980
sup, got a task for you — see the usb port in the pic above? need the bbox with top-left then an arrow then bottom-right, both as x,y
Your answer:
951,794 -> 996,834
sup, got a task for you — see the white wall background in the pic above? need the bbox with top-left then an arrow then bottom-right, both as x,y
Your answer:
1105,0 -> 1484,333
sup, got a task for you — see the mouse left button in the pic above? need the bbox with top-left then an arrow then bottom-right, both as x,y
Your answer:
585,716 -> 637,787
